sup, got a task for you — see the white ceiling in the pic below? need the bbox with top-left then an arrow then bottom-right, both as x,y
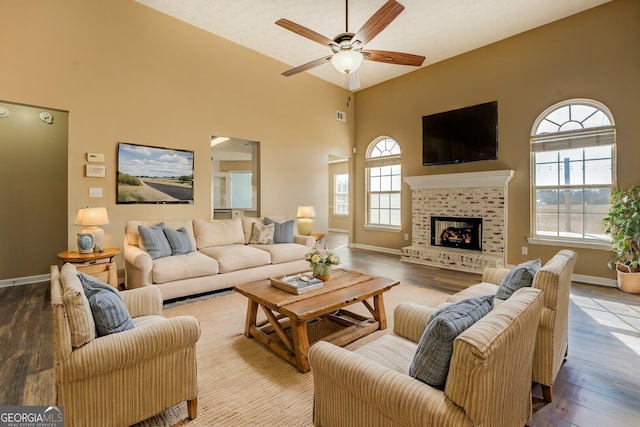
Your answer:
136,0 -> 610,91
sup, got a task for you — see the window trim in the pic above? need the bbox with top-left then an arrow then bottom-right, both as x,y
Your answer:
530,99 -> 616,246
365,136 -> 402,230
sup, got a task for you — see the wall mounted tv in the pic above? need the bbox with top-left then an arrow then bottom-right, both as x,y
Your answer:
422,101 -> 498,166
117,142 -> 194,204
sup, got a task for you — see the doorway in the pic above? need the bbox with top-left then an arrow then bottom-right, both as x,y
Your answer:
211,136 -> 260,219
328,155 -> 350,249
0,101 -> 68,280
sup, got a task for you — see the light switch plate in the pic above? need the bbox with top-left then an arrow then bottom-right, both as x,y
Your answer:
87,153 -> 105,162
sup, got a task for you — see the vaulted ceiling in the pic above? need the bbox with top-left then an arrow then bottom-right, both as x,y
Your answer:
136,0 -> 611,91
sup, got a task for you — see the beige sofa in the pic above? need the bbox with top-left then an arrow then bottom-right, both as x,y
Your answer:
51,263 -> 200,427
309,287 -> 544,426
124,217 -> 316,300
446,249 -> 577,402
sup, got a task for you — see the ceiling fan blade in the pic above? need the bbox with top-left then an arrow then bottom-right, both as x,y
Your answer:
275,19 -> 336,47
282,56 -> 333,77
352,0 -> 405,46
363,50 -> 425,67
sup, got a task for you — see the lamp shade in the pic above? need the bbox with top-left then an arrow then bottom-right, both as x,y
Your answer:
75,207 -> 109,226
296,206 -> 316,218
330,50 -> 364,74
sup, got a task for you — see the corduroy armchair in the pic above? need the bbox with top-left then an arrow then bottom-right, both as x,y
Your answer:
309,287 -> 543,427
50,264 -> 201,427
447,249 -> 577,402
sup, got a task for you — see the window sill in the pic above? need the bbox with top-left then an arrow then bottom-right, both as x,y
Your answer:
363,224 -> 401,232
527,237 -> 611,251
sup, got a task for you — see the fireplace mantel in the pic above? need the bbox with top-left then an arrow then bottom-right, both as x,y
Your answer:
404,170 -> 514,190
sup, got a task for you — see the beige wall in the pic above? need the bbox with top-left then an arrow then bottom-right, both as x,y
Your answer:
353,0 -> 640,280
2,0 -> 637,282
0,0 -> 354,277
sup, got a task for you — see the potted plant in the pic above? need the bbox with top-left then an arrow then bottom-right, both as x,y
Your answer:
305,245 -> 340,281
603,185 -> 640,293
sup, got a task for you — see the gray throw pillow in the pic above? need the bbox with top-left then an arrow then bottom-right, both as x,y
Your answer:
409,295 -> 494,389
138,222 -> 172,259
264,217 -> 294,243
78,273 -> 135,336
495,259 -> 541,299
163,227 -> 194,255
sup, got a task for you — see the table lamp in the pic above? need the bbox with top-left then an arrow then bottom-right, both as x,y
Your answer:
296,205 -> 316,236
75,207 -> 110,253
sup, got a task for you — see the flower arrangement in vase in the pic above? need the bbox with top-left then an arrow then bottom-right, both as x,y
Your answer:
305,244 -> 340,281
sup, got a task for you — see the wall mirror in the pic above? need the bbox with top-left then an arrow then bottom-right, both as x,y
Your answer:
211,136 -> 260,219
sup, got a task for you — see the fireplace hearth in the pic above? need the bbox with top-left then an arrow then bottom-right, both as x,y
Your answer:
431,216 -> 482,251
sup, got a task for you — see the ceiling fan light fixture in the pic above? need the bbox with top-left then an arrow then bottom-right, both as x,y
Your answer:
330,50 -> 363,74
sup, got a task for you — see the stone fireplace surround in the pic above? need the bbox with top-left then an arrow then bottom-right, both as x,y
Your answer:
401,170 -> 515,273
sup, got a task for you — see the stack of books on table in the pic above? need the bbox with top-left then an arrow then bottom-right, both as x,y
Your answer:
270,273 -> 324,295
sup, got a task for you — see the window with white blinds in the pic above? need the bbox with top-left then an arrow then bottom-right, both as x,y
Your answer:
531,99 -> 615,243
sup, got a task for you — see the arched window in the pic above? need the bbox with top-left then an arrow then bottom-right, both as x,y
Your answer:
530,99 -> 615,245
365,137 -> 402,229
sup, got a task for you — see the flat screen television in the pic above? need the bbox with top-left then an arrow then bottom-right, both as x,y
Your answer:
117,142 -> 194,204
422,101 -> 498,166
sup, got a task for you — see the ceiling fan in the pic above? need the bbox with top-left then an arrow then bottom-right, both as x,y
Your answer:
276,0 -> 425,90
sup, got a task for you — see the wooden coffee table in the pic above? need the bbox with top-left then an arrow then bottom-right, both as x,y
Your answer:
234,269 -> 399,373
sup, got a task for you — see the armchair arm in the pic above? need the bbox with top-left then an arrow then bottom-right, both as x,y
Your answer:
123,242 -> 153,288
482,267 -> 510,285
309,342 -> 469,427
294,234 -> 316,247
60,316 -> 201,382
121,286 -> 162,317
393,302 -> 444,343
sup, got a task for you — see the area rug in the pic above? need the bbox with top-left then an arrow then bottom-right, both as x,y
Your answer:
134,283 -> 450,427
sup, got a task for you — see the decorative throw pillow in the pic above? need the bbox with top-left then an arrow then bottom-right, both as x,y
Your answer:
264,217 -> 295,243
250,222 -> 275,245
495,259 -> 541,299
79,272 -> 135,336
60,263 -> 96,348
409,295 -> 495,389
138,222 -> 172,259
163,227 -> 194,255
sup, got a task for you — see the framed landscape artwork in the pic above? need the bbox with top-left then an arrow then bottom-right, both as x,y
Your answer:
117,142 -> 194,204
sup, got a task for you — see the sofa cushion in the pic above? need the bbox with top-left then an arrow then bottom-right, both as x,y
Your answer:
251,243 -> 310,264
138,222 -> 172,259
60,263 -> 96,348
163,226 -> 194,255
265,217 -> 295,243
446,282 -> 500,304
199,244 -> 270,273
193,219 -> 245,249
151,251 -> 219,284
354,334 -> 417,375
250,222 -> 275,245
79,273 -> 135,336
241,217 -> 264,244
495,259 -> 541,300
409,295 -> 494,389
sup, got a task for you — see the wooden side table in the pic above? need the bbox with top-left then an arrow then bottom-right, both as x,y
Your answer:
57,247 -> 120,288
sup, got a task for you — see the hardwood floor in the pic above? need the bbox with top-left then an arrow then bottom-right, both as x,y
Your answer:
2,242 -> 640,426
